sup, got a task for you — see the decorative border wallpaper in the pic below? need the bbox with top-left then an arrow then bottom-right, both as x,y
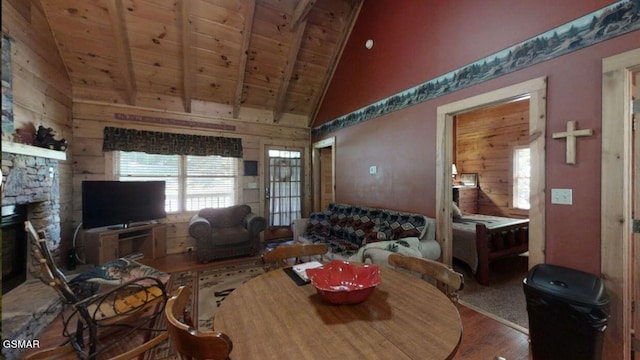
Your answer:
313,0 -> 640,138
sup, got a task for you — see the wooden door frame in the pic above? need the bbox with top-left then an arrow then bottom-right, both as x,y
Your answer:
601,47 -> 640,358
312,137 -> 335,214
262,143 -> 308,240
436,77 -> 547,267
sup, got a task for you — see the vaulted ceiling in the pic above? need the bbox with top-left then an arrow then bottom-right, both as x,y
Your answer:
40,0 -> 362,126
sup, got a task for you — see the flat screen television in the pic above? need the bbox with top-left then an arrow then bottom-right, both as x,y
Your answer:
82,181 -> 167,229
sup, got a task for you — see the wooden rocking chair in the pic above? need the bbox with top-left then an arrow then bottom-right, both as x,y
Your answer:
24,221 -> 169,360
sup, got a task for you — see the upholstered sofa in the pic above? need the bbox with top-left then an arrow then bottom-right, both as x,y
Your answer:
292,203 -> 440,266
188,205 -> 266,263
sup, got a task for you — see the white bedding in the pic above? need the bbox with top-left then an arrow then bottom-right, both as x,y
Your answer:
452,214 -> 529,272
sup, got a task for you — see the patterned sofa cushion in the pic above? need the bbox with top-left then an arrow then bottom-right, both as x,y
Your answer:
305,212 -> 330,237
364,225 -> 392,243
327,235 -> 361,254
347,207 -> 381,245
329,203 -> 354,238
380,211 -> 426,240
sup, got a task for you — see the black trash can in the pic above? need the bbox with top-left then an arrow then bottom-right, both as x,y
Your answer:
523,263 -> 609,360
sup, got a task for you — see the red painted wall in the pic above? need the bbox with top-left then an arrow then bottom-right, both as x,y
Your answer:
316,0 -> 620,125
315,0 -> 640,274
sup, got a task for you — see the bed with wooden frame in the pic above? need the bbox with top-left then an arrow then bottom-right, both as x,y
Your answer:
452,214 -> 529,286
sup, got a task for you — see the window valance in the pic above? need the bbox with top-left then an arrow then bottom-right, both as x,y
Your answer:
102,127 -> 243,158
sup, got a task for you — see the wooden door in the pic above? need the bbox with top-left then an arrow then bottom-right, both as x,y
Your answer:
312,137 -> 335,213
633,70 -> 639,357
601,49 -> 640,357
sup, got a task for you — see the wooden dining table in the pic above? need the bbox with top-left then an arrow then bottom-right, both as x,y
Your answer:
214,264 -> 463,359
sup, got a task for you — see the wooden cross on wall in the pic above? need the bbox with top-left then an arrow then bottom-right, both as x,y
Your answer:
552,121 -> 593,165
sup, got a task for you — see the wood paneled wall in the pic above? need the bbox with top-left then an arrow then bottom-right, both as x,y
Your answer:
455,99 -> 529,217
3,1 -> 313,260
2,1 -> 74,244
72,102 -> 311,255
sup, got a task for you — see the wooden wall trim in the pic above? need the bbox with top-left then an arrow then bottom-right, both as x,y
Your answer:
312,137 -> 335,213
259,140 -> 313,226
436,77 -> 547,266
600,47 -> 640,358
73,101 -> 310,140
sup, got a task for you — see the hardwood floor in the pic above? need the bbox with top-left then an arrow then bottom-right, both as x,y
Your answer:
25,253 -> 532,360
456,305 -> 531,359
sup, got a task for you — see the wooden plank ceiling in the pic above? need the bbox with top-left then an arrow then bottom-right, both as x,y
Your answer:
40,0 -> 361,125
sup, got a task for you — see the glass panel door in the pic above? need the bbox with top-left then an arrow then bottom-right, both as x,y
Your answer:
265,148 -> 302,241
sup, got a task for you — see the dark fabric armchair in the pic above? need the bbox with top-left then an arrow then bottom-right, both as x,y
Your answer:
188,205 -> 266,263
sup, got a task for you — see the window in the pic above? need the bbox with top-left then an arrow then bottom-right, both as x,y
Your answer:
512,146 -> 531,210
117,151 -> 238,213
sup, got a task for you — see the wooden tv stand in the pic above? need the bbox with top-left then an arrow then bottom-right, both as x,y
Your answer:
84,223 -> 166,265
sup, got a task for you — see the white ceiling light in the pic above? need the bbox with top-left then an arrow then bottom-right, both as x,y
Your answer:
365,39 -> 374,49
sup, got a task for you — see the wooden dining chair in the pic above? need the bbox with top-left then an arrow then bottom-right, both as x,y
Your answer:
166,286 -> 233,360
261,243 -> 328,271
388,253 -> 464,302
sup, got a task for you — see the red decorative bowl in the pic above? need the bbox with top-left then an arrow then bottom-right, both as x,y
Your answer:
306,260 -> 381,305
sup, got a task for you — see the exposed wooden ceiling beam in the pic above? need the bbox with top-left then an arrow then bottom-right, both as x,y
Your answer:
106,0 -> 137,106
309,0 -> 363,127
39,0 -> 73,85
273,20 -> 307,123
181,0 -> 193,113
291,0 -> 315,31
232,0 -> 256,118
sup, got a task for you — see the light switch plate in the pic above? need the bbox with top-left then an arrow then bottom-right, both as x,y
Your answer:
551,188 -> 572,205
369,166 -> 377,174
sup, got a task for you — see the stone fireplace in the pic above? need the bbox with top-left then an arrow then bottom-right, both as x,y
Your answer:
1,143 -> 68,360
1,149 -> 62,292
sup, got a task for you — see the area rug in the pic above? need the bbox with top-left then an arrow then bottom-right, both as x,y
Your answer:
455,254 -> 530,331
142,258 -> 265,359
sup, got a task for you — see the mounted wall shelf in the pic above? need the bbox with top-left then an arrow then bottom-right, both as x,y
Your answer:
2,141 -> 67,161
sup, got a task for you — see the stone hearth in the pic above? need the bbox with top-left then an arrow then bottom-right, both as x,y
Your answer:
1,280 -> 62,359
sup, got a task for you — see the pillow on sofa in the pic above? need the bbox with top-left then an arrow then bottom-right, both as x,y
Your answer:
349,237 -> 423,266
305,213 -> 330,236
